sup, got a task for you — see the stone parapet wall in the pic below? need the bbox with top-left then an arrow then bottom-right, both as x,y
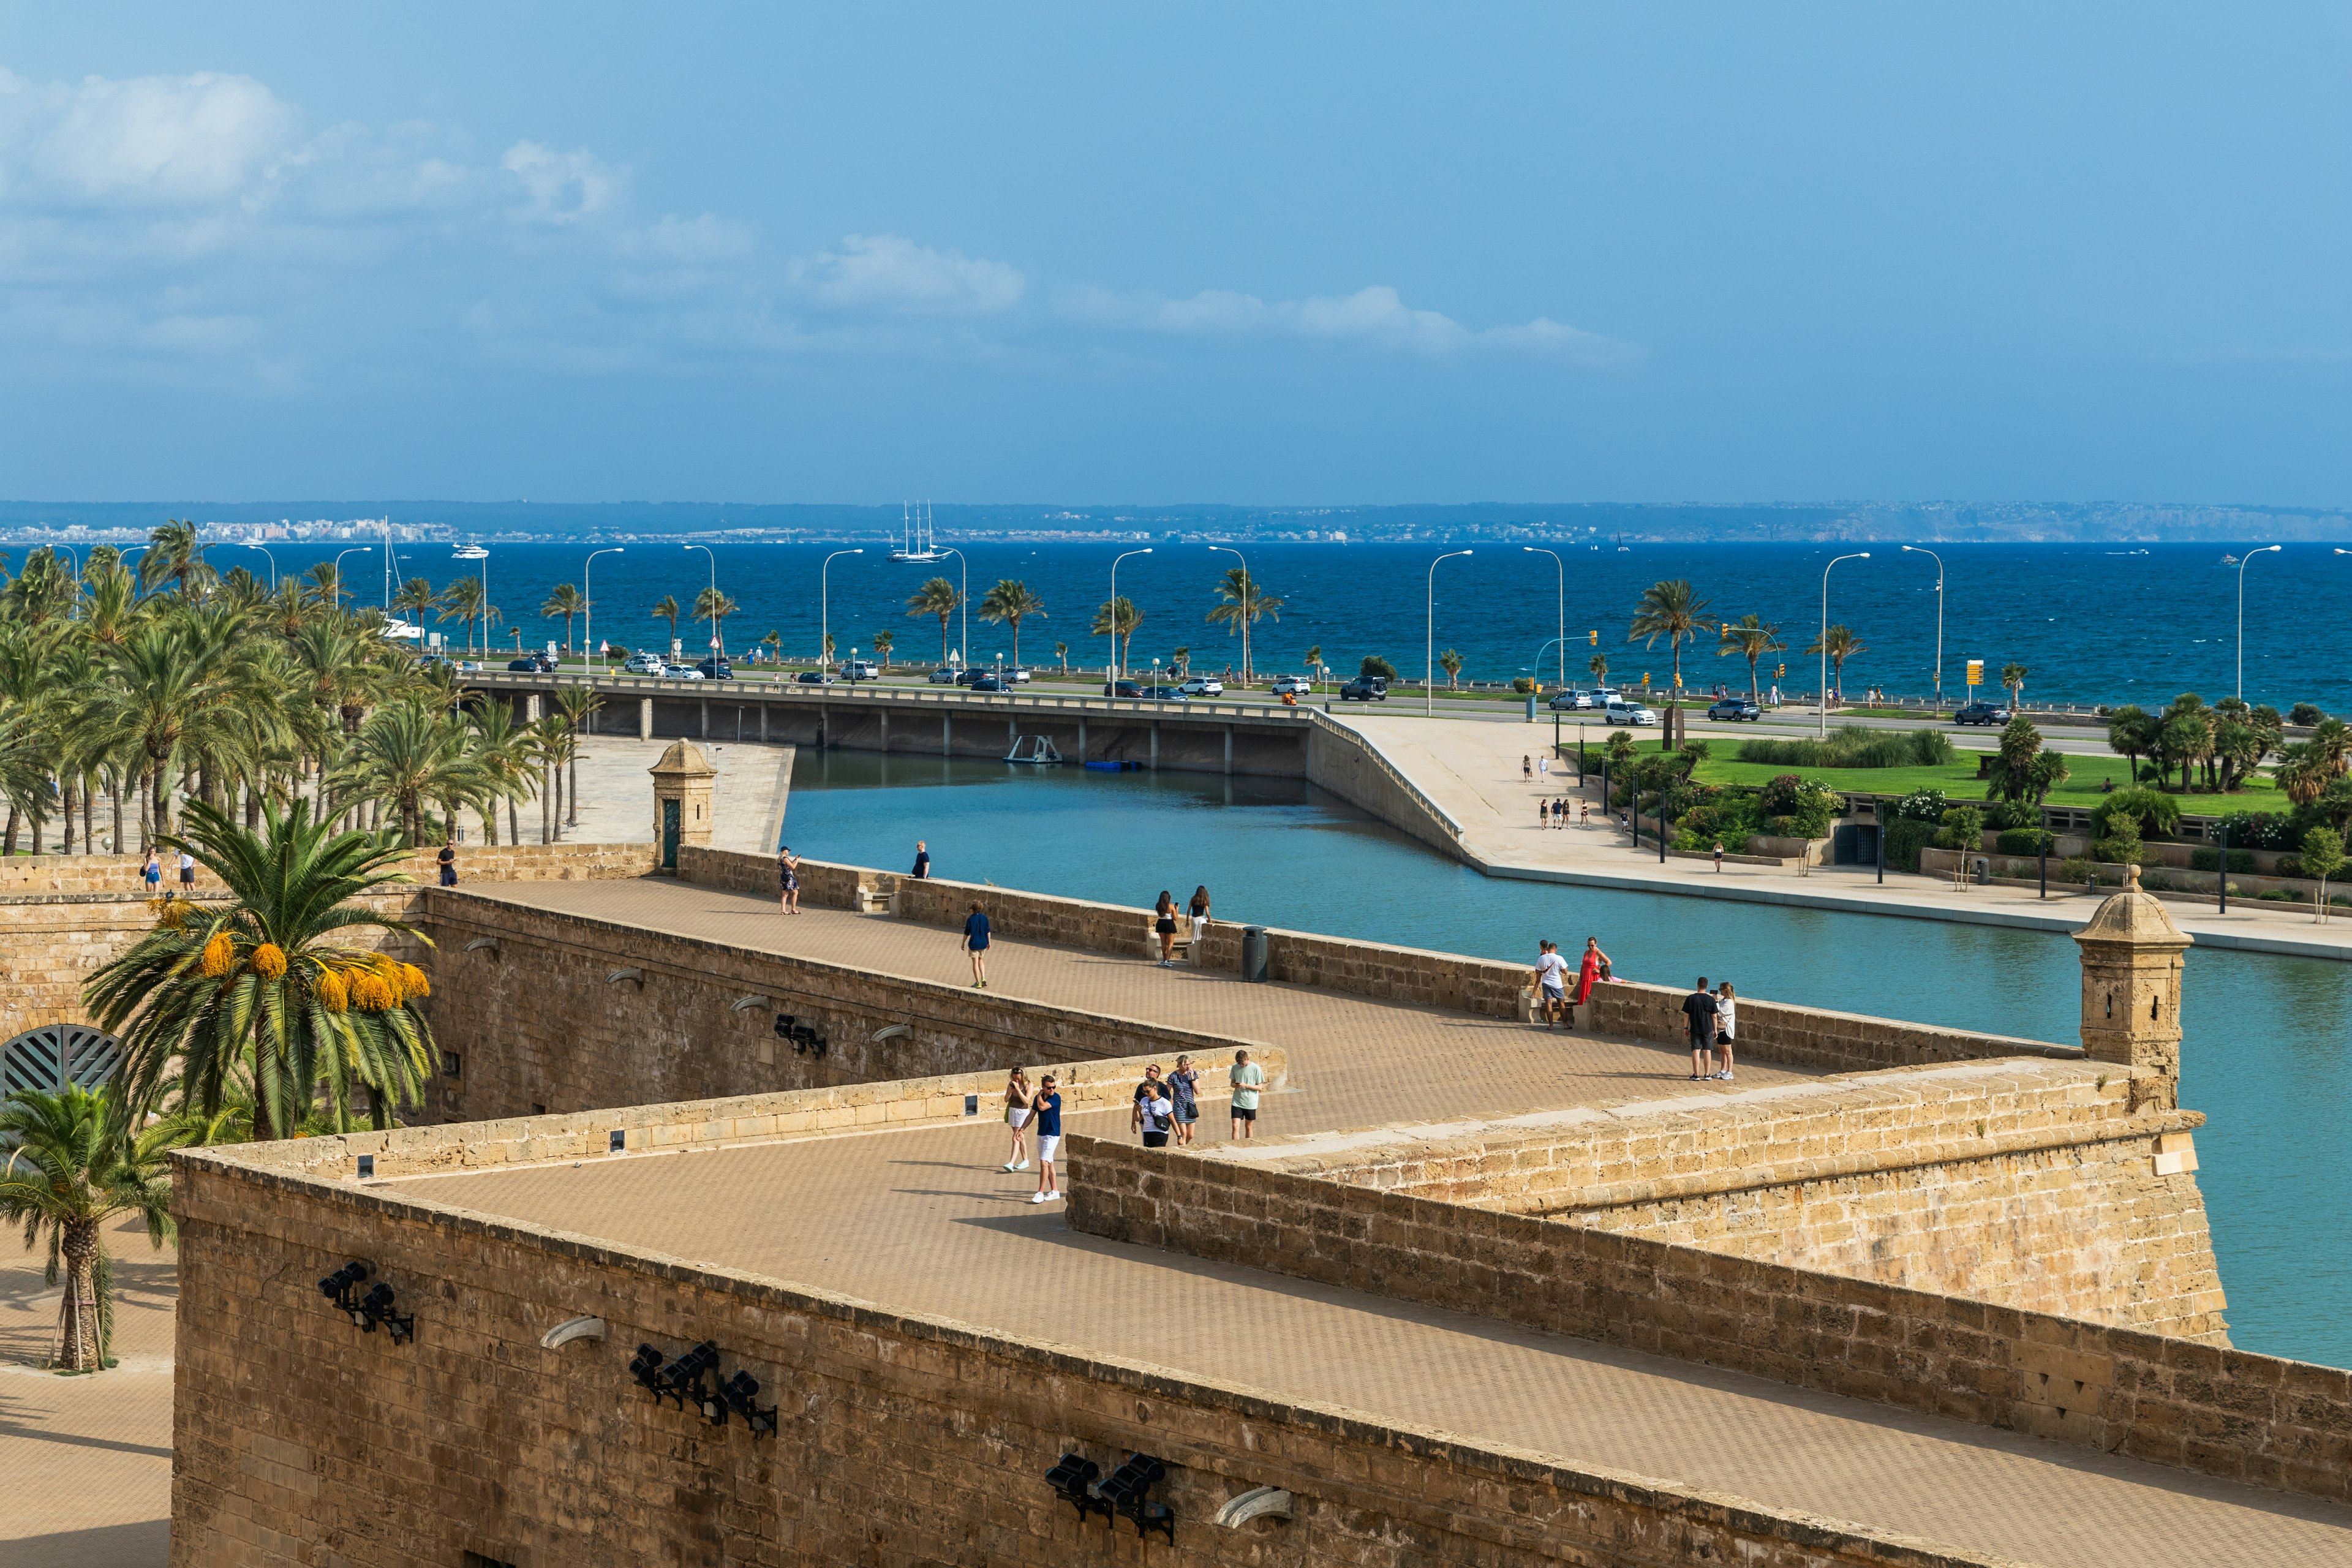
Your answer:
0,840 -> 649,899
1070,1136 -> 2350,1506
418,889 -> 1262,1121
1224,1060 -> 2224,1338
169,1148 -> 2005,1568
216,1041 -> 1287,1185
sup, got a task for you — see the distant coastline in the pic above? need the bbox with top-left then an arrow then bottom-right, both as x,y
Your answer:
1,499 -> 2346,548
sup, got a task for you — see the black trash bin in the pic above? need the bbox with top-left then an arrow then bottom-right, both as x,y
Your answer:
1241,925 -> 1270,983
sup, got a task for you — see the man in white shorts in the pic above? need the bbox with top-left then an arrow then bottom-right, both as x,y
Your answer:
1030,1075 -> 1063,1203
1531,940 -> 1571,1030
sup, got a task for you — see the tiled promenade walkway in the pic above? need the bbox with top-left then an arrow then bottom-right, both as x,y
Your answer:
392,880 -> 2352,1567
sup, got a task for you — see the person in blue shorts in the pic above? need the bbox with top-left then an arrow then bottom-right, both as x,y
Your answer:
963,900 -> 990,989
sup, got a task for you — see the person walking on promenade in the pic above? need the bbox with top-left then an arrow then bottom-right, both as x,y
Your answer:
1712,840 -> 1725,873
963,900 -> 992,988
1537,798 -> 1550,831
1137,1077 -> 1175,1148
1188,885 -> 1212,949
777,845 -> 801,914
1523,754 -> 1533,782
912,840 -> 932,879
438,840 -> 458,888
1029,1075 -> 1063,1202
177,848 -> 197,894
1531,940 -> 1570,1030
141,851 -> 162,896
1001,1068 -> 1035,1170
1682,976 -> 1719,1081
1155,890 -> 1180,966
1538,754 -> 1550,782
1713,982 -> 1739,1081
1579,800 -> 1591,827
1130,1063 -> 1164,1136
1168,1054 -> 1201,1146
1572,937 -> 1610,1023
1230,1049 -> 1265,1139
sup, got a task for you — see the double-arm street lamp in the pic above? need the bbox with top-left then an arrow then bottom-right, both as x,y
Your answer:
1819,552 -> 1869,738
1427,549 -> 1474,715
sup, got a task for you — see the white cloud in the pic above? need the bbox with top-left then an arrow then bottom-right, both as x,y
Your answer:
500,141 -> 622,225
786,233 -> 1024,314
0,67 -> 298,208
1076,281 -> 1630,365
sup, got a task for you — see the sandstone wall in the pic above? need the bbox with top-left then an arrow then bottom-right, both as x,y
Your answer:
1070,1135 -> 2351,1507
1227,1060 -> 2224,1339
418,890 -> 1265,1121
171,1144 -> 2005,1568
1303,717 -> 1469,859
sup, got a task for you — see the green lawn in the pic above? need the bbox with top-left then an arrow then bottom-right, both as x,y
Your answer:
1667,746 -> 2279,806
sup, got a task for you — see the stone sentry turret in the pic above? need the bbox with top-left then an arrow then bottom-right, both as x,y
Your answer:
2072,864 -> 2189,1112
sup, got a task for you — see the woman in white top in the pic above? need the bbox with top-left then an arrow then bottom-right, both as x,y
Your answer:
1001,1069 -> 1035,1171
1713,982 -> 1738,1081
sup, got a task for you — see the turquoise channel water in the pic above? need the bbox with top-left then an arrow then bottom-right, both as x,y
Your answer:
781,752 -> 2352,1370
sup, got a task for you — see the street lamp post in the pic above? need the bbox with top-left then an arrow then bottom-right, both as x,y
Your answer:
1109,548 -> 1153,682
936,548 -> 969,672
233,543 -> 276,589
1427,549 -> 1474,716
1899,545 -> 1944,706
584,548 -> 624,674
683,545 -> 718,662
2236,545 -> 2282,703
1523,546 -> 1564,693
1819,552 -> 1870,738
1208,544 -> 1253,685
332,547 -> 375,611
821,549 -> 864,675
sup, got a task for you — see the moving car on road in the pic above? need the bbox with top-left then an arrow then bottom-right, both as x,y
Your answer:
794,669 -> 837,685
840,659 -> 881,681
1269,674 -> 1314,696
1953,702 -> 2010,726
1178,677 -> 1224,697
696,657 -> 733,680
1706,697 -> 1763,721
928,666 -> 962,684
1339,676 -> 1389,702
506,655 -> 554,673
1140,684 -> 1188,700
967,674 -> 1010,692
1103,679 -> 1144,698
1604,698 -> 1659,726
1547,690 -> 1591,711
621,652 -> 667,676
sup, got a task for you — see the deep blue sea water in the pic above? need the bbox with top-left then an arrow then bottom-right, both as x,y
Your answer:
782,752 -> 2352,1371
281,540 -> 2345,712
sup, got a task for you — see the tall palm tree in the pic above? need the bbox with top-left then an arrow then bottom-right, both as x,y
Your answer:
872,630 -> 895,671
1806,624 -> 1866,704
1205,568 -> 1282,681
462,696 -> 537,845
554,688 -> 599,828
1439,649 -> 1464,689
541,583 -> 587,658
88,797 -> 437,1140
2001,662 -> 2029,712
650,594 -> 682,657
331,699 -> 494,846
692,587 -> 738,660
301,560 -> 345,609
1589,652 -> 1610,684
1629,579 -> 1715,742
0,1083 -> 175,1371
1091,595 -> 1142,671
439,576 -> 486,654
1716,614 -> 1785,704
978,579 -> 1047,668
1,546 -> 81,624
2106,705 -> 2155,784
530,714 -> 571,842
907,578 -> 963,667
391,578 -> 440,625
140,519 -> 216,597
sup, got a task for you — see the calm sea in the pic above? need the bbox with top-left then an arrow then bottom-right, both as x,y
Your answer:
282,539 -> 2343,712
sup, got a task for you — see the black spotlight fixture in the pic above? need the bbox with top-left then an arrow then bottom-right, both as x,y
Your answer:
318,1261 -> 371,1325
1044,1453 -> 1109,1526
774,1014 -> 828,1057
1098,1453 -> 1174,1545
661,1341 -> 722,1420
719,1370 -> 777,1437
356,1281 -> 415,1343
629,1343 -> 675,1407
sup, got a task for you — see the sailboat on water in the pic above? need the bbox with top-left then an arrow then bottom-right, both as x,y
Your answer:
889,502 -> 946,564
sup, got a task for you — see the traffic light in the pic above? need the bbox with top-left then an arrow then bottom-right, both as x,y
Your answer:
1588,630 -> 1599,646
1672,673 -> 1683,688
1641,673 -> 1651,688
1774,663 -> 1785,677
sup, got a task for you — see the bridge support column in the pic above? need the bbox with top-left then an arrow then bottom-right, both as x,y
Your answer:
637,698 -> 652,742
1150,722 -> 1159,771
1079,718 -> 1088,763
1008,718 -> 1017,753
701,698 -> 709,739
880,710 -> 889,753
523,694 -> 541,723
1224,725 -> 1234,776
759,703 -> 767,742
943,714 -> 952,756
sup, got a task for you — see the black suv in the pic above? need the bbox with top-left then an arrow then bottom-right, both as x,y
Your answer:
507,655 -> 554,673
1103,679 -> 1144,698
1706,697 -> 1762,721
697,657 -> 733,680
1953,702 -> 2009,726
1339,676 -> 1389,702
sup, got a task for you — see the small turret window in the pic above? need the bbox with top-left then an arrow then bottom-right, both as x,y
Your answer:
2105,992 -> 2113,1020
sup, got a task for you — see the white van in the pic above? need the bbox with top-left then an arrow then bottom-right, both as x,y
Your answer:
1604,698 -> 1658,726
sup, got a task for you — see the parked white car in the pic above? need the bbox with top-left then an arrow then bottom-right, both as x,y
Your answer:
669,665 -> 705,682
1604,699 -> 1658,726
1269,673 -> 1314,696
622,652 -> 667,676
840,659 -> 881,681
1178,677 -> 1224,696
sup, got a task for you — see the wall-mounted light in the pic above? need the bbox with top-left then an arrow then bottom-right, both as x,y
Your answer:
729,994 -> 773,1012
872,1023 -> 911,1042
464,937 -> 500,956
1098,1454 -> 1174,1544
1045,1454 -> 1109,1526
540,1316 -> 606,1351
628,1340 -> 774,1436
774,1014 -> 826,1057
718,1370 -> 777,1436
318,1261 -> 412,1344
606,967 -> 646,987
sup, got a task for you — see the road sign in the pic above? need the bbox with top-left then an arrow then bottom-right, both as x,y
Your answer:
1966,659 -> 1983,687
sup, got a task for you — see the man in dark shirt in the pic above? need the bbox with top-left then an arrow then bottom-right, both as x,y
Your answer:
1681,976 -> 1719,1082
912,840 -> 930,879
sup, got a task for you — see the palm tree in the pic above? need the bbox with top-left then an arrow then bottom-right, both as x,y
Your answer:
2,547 -> 81,623
1716,614 -> 1785,704
651,594 -> 681,657
2275,742 -> 2330,807
978,579 -> 1047,668
2001,662 -> 2029,712
140,519 -> 216,597
555,688 -> 598,828
907,578 -> 963,667
2309,717 -> 2352,778
1053,641 -> 1068,677
1303,644 -> 1323,679
530,714 -> 570,841
1091,595 -> 1142,671
1806,624 -> 1866,705
1589,652 -> 1610,685
0,1083 -> 175,1371
760,630 -> 782,668
462,696 -> 537,845
1205,568 -> 1283,681
439,575 -> 487,654
85,797 -> 438,1141
873,630 -> 895,671
2106,705 -> 2155,783
391,578 -> 440,624
1628,580 -> 1716,742
1439,649 -> 1464,689
692,587 -> 738,660
331,699 -> 494,846
1170,645 -> 1191,677
541,584 -> 587,658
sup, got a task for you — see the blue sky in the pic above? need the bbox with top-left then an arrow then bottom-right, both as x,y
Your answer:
0,4 -> 2345,504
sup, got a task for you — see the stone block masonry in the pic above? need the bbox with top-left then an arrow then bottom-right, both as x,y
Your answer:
1213,1060 -> 2226,1340
418,890 -> 1270,1121
172,1137 -> 2056,1568
1070,1133 -> 2352,1507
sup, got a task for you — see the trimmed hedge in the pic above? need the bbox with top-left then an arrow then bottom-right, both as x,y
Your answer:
2188,847 -> 2256,873
1996,828 -> 2057,856
1885,817 -> 1940,873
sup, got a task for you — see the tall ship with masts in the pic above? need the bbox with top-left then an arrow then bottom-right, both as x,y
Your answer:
889,502 -> 945,564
